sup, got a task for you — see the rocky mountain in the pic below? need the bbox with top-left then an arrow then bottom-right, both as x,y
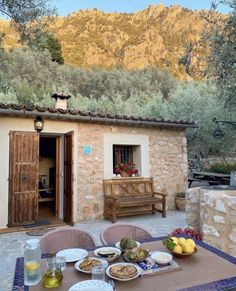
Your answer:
0,4 -> 224,79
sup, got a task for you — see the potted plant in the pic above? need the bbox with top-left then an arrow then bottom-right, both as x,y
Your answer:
175,192 -> 186,211
114,162 -> 138,177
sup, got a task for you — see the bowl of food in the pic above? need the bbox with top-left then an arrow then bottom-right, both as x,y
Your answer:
94,247 -> 121,262
151,251 -> 173,265
115,238 -> 140,252
163,236 -> 197,258
171,248 -> 197,258
124,247 -> 149,263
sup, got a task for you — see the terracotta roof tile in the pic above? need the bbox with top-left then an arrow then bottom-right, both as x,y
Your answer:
0,103 -> 196,128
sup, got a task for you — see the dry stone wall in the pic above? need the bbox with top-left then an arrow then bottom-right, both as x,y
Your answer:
186,187 -> 236,257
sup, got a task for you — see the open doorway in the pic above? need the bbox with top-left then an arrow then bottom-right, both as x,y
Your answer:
39,136 -> 62,225
8,131 -> 73,228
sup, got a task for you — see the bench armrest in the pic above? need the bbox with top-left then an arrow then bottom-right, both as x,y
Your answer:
105,196 -> 118,202
153,191 -> 167,197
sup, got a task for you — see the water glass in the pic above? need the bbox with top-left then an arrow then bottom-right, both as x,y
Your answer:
91,264 -> 105,281
55,256 -> 66,271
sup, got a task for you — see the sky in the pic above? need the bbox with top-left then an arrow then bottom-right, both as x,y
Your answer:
52,0 -> 231,16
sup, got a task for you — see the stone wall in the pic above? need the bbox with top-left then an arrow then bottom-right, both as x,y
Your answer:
186,187 -> 236,257
76,123 -> 188,221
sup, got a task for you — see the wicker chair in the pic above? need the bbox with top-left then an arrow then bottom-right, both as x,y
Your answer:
100,223 -> 154,245
40,226 -> 96,253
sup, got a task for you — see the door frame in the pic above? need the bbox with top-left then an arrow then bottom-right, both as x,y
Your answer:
39,134 -> 61,217
63,131 -> 74,225
39,132 -> 74,224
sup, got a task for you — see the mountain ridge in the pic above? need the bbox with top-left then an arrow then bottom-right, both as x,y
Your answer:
0,4 -> 225,79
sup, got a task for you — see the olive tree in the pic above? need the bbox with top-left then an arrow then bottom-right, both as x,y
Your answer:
208,0 -> 236,108
0,0 -> 56,42
0,0 -> 64,63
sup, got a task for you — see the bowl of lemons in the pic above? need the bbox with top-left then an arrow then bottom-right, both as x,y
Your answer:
163,236 -> 197,258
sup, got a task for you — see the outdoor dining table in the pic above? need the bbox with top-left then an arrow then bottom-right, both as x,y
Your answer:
189,171 -> 230,187
13,237 -> 236,291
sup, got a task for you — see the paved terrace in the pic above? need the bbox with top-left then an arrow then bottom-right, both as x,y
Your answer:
0,211 -> 186,291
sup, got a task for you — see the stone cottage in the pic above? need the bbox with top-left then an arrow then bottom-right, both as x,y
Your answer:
0,96 -> 194,229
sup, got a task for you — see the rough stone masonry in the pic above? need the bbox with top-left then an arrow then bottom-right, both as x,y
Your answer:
186,186 -> 236,257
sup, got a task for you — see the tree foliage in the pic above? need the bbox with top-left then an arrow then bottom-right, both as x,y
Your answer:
0,47 -> 233,157
28,31 -> 64,64
209,0 -> 236,107
0,0 -> 63,64
0,0 -> 56,42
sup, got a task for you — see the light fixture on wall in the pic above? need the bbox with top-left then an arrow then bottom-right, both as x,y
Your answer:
212,118 -> 236,139
213,122 -> 224,139
34,116 -> 44,132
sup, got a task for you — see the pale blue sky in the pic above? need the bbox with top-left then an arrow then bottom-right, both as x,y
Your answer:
52,0 -> 230,15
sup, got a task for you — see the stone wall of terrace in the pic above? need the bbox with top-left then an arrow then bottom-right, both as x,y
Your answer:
186,186 -> 236,257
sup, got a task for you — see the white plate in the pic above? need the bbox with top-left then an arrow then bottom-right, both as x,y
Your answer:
68,279 -> 113,291
75,257 -> 108,274
115,241 -> 140,250
56,248 -> 88,263
94,247 -> 121,261
106,262 -> 141,281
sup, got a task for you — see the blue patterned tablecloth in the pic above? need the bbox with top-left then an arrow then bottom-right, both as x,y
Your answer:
12,237 -> 236,291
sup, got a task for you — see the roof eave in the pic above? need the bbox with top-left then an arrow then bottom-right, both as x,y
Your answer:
0,108 -> 196,129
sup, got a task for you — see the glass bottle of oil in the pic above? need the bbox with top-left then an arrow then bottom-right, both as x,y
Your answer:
42,254 -> 63,288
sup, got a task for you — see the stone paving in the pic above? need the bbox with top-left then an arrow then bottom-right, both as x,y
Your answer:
0,211 -> 186,291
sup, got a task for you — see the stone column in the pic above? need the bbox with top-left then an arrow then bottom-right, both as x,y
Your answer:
186,186 -> 236,257
186,187 -> 201,231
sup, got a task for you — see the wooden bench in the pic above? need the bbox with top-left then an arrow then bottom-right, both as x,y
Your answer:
103,177 -> 167,223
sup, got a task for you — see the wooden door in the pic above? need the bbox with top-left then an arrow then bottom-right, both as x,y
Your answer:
8,131 -> 39,226
64,131 -> 74,224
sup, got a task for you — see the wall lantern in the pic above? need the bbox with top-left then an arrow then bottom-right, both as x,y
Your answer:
34,116 -> 44,132
212,118 -> 236,139
213,124 -> 224,139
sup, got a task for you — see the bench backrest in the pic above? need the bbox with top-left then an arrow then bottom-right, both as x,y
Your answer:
104,177 -> 154,198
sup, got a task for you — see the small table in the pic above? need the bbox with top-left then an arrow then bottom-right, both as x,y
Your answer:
13,237 -> 236,291
189,171 -> 230,187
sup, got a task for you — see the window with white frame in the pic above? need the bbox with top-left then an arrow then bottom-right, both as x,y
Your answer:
103,133 -> 150,179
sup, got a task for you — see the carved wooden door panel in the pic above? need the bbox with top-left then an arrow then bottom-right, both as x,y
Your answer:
64,131 -> 73,225
8,131 -> 39,226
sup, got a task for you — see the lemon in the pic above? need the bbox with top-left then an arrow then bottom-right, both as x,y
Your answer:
182,243 -> 195,254
172,244 -> 182,254
25,261 -> 40,272
186,238 -> 196,248
178,237 -> 186,246
170,237 -> 178,244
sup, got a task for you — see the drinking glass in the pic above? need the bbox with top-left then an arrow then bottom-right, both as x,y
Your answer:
55,256 -> 66,271
91,264 -> 105,281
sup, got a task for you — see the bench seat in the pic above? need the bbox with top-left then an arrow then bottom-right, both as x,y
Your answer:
104,177 -> 167,223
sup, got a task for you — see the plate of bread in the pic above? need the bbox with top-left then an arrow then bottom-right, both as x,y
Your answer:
106,262 -> 141,281
75,257 -> 108,274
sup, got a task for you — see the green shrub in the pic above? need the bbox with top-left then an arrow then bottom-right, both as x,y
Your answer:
206,163 -> 236,174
